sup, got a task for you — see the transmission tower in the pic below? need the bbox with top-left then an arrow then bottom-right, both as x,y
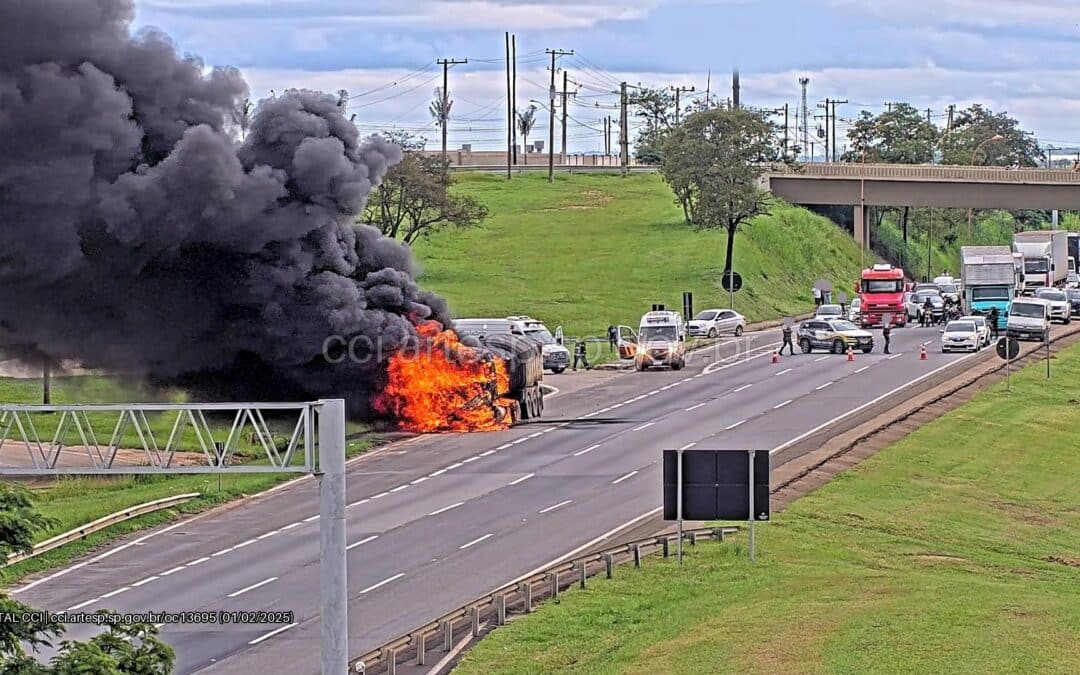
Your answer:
798,77 -> 810,161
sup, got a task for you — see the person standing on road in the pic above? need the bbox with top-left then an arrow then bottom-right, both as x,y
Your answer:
607,325 -> 618,352
573,338 -> 591,371
988,307 -> 1000,339
779,324 -> 795,355
882,322 -> 892,354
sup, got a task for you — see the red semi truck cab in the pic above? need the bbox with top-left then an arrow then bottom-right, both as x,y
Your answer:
858,263 -> 907,327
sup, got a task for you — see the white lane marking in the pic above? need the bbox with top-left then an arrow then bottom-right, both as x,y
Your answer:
574,444 -> 601,456
528,431 -> 544,439
428,501 -> 465,516
647,389 -> 660,396
631,422 -> 655,432
679,442 -> 697,450
682,377 -> 694,382
479,449 -> 496,457
702,344 -> 779,374
459,533 -> 494,550
390,485 -> 409,492
249,622 -> 298,645
816,381 -> 833,390
281,522 -> 303,531
67,597 -> 100,611
581,411 -> 599,418
815,356 -> 829,362
462,456 -> 480,464
496,443 -> 513,450
541,427 -> 556,434
211,548 -> 234,558
360,573 -> 405,594
429,468 -> 448,477
775,368 -> 793,376
256,532 -> 277,540
233,538 -> 258,550
854,366 -> 869,373
540,499 -> 573,514
612,471 -> 638,484
610,403 -> 623,409
725,420 -> 746,430
921,340 -> 932,346
629,395 -> 647,402
132,576 -> 159,588
371,492 -> 390,499
685,403 -> 707,412
733,383 -> 753,393
888,353 -> 903,360
347,535 -> 379,551
228,576 -> 278,598
100,586 -> 130,599
186,556 -> 211,566
159,565 -> 186,577
773,399 -> 792,409
509,473 -> 534,486
303,515 -> 320,522
510,438 -> 527,445
446,462 -> 464,470
349,498 -> 370,507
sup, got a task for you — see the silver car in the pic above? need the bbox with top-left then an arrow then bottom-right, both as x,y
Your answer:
959,315 -> 991,348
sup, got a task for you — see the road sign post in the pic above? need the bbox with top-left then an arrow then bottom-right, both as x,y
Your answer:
722,271 -> 742,311
748,449 -> 756,562
676,447 -> 683,564
997,336 -> 1020,391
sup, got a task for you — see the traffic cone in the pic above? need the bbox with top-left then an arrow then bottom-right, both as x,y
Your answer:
920,345 -> 927,361
847,345 -> 855,362
771,350 -> 779,364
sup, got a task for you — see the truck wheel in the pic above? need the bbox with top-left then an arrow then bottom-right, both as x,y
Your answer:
1066,316 -> 1072,325
832,339 -> 845,354
799,338 -> 812,353
551,367 -> 565,374
519,394 -> 532,421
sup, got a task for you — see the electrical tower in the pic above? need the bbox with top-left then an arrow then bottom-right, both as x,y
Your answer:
798,77 -> 810,161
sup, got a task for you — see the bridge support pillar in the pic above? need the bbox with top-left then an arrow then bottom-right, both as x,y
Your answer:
853,204 -> 867,248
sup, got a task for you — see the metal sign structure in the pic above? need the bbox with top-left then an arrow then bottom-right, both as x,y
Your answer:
662,448 -> 770,561
0,399 -> 348,675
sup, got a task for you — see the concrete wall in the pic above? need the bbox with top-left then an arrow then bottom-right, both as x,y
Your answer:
419,149 -> 627,167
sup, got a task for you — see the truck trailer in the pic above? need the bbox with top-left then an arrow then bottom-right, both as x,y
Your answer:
961,245 -> 1017,329
476,333 -> 545,422
1013,230 -> 1068,291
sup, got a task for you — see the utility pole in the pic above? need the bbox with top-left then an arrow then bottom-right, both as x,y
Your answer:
546,48 -> 573,183
926,107 -> 932,124
511,35 -> 517,165
732,67 -> 740,108
705,70 -> 711,109
816,98 -> 830,163
42,359 -> 51,405
946,104 -> 955,135
670,85 -> 695,125
783,103 -> 789,160
606,115 -> 612,155
798,77 -> 810,162
830,99 -> 847,162
561,70 -> 576,164
504,34 -> 512,179
620,81 -> 629,176
436,57 -> 467,158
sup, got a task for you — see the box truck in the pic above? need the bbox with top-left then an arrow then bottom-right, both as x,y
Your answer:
1013,230 -> 1068,291
961,246 -> 1017,330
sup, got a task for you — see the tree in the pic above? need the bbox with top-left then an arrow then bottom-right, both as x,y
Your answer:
230,98 -> 253,141
629,87 -> 675,164
515,106 -> 537,165
842,103 -> 939,164
0,484 -> 174,674
939,104 -> 1043,167
659,107 -> 778,274
364,132 -> 488,245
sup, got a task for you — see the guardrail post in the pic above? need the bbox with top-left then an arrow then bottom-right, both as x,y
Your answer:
496,594 -> 507,626
605,553 -> 614,578
382,647 -> 396,675
633,544 -> 642,568
469,606 -> 480,636
577,560 -> 587,589
547,571 -> 559,601
714,527 -> 726,542
689,531 -> 697,547
413,632 -> 426,667
520,581 -> 533,613
441,619 -> 453,651
661,537 -> 669,558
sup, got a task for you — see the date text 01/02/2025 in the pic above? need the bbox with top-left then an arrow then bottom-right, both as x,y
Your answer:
3,611 -> 296,625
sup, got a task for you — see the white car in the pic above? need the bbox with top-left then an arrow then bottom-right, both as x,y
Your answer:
847,297 -> 861,322
959,315 -> 991,348
1034,288 -> 1072,324
814,304 -> 844,321
687,309 -> 746,338
941,320 -> 980,352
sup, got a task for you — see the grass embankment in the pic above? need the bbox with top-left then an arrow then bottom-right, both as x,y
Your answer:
457,343 -> 1080,674
415,172 -> 864,343
0,375 -> 377,584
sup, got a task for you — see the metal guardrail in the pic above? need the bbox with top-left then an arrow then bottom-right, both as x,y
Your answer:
448,164 -> 657,174
767,162 -> 1080,184
3,492 -> 200,566
350,525 -> 740,674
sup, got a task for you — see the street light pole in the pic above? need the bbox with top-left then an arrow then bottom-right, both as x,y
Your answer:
967,133 -> 1005,241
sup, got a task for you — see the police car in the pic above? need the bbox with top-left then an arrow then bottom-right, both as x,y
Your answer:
797,318 -> 874,354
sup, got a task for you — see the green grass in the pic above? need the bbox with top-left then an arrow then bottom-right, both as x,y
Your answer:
414,173 -> 864,346
456,341 -> 1080,675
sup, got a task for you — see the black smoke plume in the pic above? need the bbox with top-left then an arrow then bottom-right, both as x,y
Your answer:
0,0 -> 451,418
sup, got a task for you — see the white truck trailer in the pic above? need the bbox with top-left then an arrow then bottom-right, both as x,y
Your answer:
1013,230 -> 1068,292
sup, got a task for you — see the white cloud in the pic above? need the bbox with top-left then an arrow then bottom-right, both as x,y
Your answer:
829,0 -> 1080,28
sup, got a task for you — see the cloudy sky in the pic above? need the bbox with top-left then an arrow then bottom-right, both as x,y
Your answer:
133,0 -> 1080,156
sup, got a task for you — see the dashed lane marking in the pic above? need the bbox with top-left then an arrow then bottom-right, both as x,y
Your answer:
631,422 -> 655,431
773,399 -> 792,409
725,420 -> 745,430
347,535 -> 379,551
459,533 -> 494,550
574,444 -> 601,456
359,573 -> 405,595
685,403 -> 707,412
248,622 -> 298,645
428,502 -> 465,516
228,576 -> 277,598
508,473 -> 534,486
816,381 -> 833,390
539,499 -> 573,514
612,471 -> 638,484
679,442 -> 697,450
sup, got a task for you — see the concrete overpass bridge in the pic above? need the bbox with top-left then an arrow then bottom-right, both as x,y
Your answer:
763,163 -> 1080,245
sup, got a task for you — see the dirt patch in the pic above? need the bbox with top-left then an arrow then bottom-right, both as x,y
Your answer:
1043,555 -> 1080,568
907,553 -> 967,563
988,499 -> 1059,527
542,189 -> 613,211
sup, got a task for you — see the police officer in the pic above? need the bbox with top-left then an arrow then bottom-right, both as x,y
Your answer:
988,306 -> 1000,339
607,325 -> 618,352
573,338 -> 590,371
779,323 -> 795,355
922,297 -> 933,327
882,321 -> 892,354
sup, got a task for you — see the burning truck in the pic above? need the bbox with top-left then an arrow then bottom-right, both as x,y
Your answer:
374,320 -> 545,433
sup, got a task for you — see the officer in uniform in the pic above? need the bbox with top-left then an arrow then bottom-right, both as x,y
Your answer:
882,321 -> 892,354
573,338 -> 591,371
988,307 -> 1000,339
779,322 -> 795,355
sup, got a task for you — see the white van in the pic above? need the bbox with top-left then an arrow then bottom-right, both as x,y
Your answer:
505,316 -> 570,374
625,310 -> 687,371
1006,298 -> 1050,342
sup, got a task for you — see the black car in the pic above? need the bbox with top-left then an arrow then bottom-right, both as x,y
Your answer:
1066,288 -> 1080,316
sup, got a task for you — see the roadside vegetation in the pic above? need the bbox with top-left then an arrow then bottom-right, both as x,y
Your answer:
456,341 -> 1080,674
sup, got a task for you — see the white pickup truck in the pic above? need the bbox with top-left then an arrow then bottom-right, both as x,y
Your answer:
1006,298 -> 1050,342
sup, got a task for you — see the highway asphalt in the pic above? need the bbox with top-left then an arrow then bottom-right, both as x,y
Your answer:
10,323 -> 983,673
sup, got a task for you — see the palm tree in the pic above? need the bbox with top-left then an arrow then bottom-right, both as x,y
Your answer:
517,105 -> 537,164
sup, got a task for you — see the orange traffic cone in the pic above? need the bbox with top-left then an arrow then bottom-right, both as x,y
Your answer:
847,346 -> 855,362
771,350 -> 779,364
920,345 -> 928,361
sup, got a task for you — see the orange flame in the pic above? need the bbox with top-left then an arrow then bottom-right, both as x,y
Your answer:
374,320 -> 515,433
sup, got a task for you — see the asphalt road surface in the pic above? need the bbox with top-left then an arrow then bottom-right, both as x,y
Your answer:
11,324 -> 986,673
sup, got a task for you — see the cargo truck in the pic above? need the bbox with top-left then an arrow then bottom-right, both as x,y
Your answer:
857,263 -> 907,327
961,246 -> 1017,330
1068,232 -> 1080,273
476,333 -> 546,421
1013,230 -> 1068,291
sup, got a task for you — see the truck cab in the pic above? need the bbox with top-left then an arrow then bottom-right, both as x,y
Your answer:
505,315 -> 570,374
630,310 -> 687,371
1006,298 -> 1050,342
858,263 -> 907,327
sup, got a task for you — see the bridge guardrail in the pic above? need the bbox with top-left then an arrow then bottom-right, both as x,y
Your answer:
767,162 -> 1080,184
